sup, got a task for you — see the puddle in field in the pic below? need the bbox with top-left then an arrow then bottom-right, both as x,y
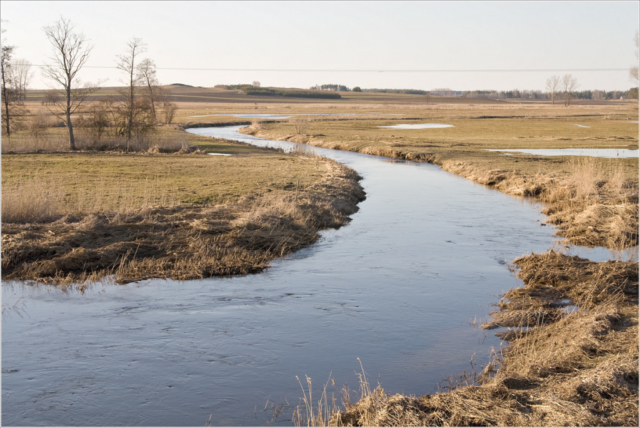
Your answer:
573,124 -> 591,128
189,114 -> 290,119
207,153 -> 233,156
2,125 -> 626,426
486,148 -> 639,158
189,113 -> 404,119
379,123 -> 454,129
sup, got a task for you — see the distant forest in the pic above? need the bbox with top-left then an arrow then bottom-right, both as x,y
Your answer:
216,83 -> 638,100
308,84 -> 637,99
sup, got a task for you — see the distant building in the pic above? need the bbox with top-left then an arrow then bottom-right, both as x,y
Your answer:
252,81 -> 261,87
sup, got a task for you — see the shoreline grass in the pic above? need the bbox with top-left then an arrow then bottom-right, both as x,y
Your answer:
1,132 -> 365,285
292,252 -> 638,427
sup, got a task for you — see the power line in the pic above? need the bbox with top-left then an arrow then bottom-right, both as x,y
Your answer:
32,65 -> 629,73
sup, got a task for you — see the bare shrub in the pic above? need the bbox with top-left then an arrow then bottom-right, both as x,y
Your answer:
162,102 -> 178,124
291,118 -> 309,135
78,103 -> 110,145
28,111 -> 51,140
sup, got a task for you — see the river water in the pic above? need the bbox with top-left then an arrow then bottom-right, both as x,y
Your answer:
0,125 -> 619,426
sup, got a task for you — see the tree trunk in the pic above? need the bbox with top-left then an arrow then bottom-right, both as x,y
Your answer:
127,71 -> 134,143
67,111 -> 76,150
2,90 -> 10,137
66,85 -> 76,150
1,68 -> 11,137
147,83 -> 156,121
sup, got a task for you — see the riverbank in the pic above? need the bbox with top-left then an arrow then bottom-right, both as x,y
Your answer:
1,136 -> 365,285
323,252 -> 638,426
240,112 -> 639,250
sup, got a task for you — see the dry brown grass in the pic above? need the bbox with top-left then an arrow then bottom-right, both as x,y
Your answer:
440,156 -> 639,249
1,171 -> 183,224
296,252 -> 638,427
1,158 -> 364,285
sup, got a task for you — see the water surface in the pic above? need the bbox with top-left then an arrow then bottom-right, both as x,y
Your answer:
2,125 -> 603,426
486,148 -> 639,158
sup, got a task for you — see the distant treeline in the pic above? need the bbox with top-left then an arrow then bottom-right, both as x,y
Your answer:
462,88 -> 637,100
217,84 -> 342,99
216,84 -> 637,100
362,88 -> 428,95
311,84 -> 350,92
309,85 -> 429,95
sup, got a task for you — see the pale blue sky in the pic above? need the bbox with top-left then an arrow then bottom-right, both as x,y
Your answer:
1,1 -> 638,91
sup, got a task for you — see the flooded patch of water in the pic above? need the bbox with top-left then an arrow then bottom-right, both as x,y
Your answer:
379,123 -> 454,129
207,153 -> 233,156
190,114 -> 291,119
573,124 -> 591,128
486,148 -> 639,158
189,113 -> 405,119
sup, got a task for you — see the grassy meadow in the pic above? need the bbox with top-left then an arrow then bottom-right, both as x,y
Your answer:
1,118 -> 365,284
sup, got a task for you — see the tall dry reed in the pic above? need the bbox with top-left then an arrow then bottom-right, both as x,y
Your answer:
2,172 -> 182,223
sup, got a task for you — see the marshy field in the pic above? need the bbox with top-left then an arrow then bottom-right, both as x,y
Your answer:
2,90 -> 639,426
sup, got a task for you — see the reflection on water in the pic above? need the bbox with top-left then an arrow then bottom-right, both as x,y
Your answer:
2,125 -> 621,426
486,148 -> 639,158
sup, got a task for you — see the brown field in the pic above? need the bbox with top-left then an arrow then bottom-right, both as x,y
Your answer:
1,132 -> 365,285
235,102 -> 638,249
24,84 -> 635,105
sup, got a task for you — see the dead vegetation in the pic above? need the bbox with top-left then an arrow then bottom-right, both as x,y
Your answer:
441,156 -> 638,249
1,155 -> 365,285
295,252 -> 638,427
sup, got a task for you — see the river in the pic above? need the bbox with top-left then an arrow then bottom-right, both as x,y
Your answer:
1,125 -> 620,426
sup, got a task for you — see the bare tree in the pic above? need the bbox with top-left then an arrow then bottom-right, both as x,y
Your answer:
631,30 -> 639,84
545,75 -> 560,105
561,74 -> 578,106
1,36 -> 16,136
12,59 -> 32,100
116,37 -> 146,142
42,17 -> 96,150
137,58 -> 161,122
